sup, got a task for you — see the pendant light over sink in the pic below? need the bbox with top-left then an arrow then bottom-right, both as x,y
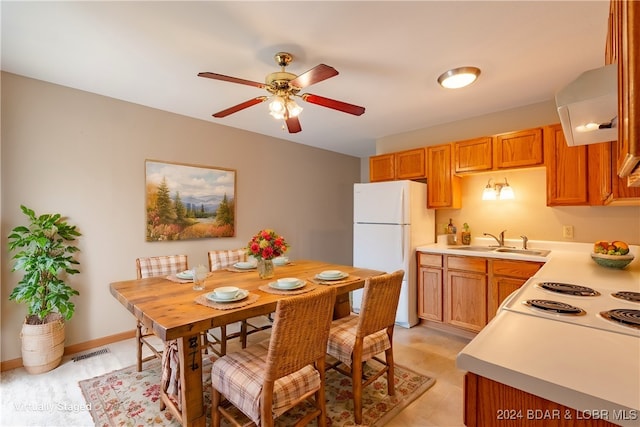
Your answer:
437,66 -> 481,89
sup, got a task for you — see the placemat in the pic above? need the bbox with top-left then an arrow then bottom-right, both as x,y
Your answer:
258,282 -> 318,295
194,293 -> 259,310
224,267 -> 256,273
166,275 -> 192,284
309,275 -> 361,285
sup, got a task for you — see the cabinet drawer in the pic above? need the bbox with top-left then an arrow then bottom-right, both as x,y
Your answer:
491,260 -> 543,278
419,253 -> 443,268
446,256 -> 487,273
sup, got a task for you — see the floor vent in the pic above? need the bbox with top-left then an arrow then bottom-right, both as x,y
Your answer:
72,348 -> 110,362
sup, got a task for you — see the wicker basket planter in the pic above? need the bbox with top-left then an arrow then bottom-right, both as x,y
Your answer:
20,313 -> 65,374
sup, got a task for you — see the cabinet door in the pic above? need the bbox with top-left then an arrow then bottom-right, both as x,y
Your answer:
427,144 -> 461,209
455,137 -> 493,173
445,270 -> 487,332
494,128 -> 543,169
545,124 -> 589,206
369,153 -> 395,182
609,0 -> 640,179
587,139 -> 640,205
418,267 -> 443,321
488,276 -> 526,321
396,148 -> 426,180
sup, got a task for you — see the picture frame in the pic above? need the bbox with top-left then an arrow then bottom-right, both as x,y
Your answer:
144,160 -> 236,241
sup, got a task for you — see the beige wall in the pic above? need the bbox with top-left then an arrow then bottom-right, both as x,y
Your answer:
1,73 -> 361,362
373,100 -> 640,245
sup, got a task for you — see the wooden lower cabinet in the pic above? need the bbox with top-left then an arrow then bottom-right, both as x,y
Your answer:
488,259 -> 543,321
417,253 -> 443,322
446,269 -> 487,332
445,256 -> 488,333
464,373 -> 619,427
417,252 -> 544,334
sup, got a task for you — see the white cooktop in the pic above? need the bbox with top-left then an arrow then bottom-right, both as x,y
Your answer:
502,277 -> 640,337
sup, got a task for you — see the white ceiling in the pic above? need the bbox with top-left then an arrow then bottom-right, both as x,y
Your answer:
1,1 -> 610,158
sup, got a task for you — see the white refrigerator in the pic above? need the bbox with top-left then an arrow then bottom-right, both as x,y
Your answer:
352,180 -> 435,328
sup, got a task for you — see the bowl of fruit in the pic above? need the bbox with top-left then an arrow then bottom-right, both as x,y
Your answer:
591,240 -> 634,269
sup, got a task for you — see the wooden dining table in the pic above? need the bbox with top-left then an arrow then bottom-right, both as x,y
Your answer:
109,259 -> 385,427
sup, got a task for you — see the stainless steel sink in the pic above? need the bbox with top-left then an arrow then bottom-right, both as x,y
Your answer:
451,246 -> 551,257
453,246 -> 496,252
494,248 -> 551,257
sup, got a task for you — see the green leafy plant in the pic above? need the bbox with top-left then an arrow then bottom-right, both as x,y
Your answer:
8,205 -> 81,324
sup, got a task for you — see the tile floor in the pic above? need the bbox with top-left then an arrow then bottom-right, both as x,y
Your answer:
0,323 -> 470,426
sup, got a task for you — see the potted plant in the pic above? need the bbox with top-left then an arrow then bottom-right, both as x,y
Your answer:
8,205 -> 81,374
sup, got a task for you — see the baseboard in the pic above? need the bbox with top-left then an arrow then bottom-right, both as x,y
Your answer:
416,319 -> 477,340
0,330 -> 136,372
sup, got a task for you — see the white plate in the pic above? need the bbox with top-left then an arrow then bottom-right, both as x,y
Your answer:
206,289 -> 249,303
176,271 -> 193,279
268,280 -> 305,290
234,262 -> 256,270
316,272 -> 348,281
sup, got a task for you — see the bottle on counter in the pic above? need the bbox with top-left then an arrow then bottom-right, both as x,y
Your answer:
447,218 -> 457,245
461,222 -> 471,245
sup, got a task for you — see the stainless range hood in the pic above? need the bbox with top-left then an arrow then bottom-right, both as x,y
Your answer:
555,64 -> 618,146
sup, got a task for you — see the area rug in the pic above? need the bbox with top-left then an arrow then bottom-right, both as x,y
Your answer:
79,357 -> 435,426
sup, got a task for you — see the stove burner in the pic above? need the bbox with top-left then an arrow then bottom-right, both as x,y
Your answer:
612,291 -> 640,303
538,282 -> 600,296
600,309 -> 640,329
524,299 -> 586,315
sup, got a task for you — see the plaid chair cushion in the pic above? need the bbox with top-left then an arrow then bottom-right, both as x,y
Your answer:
137,255 -> 188,278
211,341 -> 320,425
326,314 -> 391,367
208,249 -> 246,271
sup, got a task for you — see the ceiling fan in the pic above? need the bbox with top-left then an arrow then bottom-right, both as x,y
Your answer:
198,52 -> 365,133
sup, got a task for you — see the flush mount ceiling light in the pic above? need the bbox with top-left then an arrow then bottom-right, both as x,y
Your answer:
437,66 -> 481,89
482,178 -> 515,200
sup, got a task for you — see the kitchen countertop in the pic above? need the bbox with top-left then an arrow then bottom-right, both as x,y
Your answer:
417,239 -> 640,426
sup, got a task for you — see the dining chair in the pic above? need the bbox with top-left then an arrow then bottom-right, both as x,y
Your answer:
211,287 -> 337,427
135,254 -> 188,372
206,249 -> 273,357
325,269 -> 404,425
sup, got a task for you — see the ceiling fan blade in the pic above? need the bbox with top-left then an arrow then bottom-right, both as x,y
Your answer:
212,96 -> 267,118
301,93 -> 366,116
285,116 -> 302,133
289,64 -> 338,89
198,72 -> 266,89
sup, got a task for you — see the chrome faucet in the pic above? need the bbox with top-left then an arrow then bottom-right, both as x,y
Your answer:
520,235 -> 529,250
484,230 -> 507,247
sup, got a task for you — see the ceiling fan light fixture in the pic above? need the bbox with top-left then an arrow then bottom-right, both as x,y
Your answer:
438,66 -> 481,89
286,98 -> 303,118
269,95 -> 286,114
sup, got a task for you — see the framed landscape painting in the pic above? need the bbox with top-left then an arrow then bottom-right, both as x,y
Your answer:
145,160 -> 236,241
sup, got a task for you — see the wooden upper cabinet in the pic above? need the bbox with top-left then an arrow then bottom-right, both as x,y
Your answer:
494,127 -> 544,169
454,137 -> 493,173
369,153 -> 395,182
607,0 -> 640,182
427,144 -> 461,209
545,124 -> 589,206
395,148 -> 426,180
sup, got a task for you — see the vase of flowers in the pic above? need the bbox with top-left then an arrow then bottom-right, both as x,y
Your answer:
247,229 -> 289,279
